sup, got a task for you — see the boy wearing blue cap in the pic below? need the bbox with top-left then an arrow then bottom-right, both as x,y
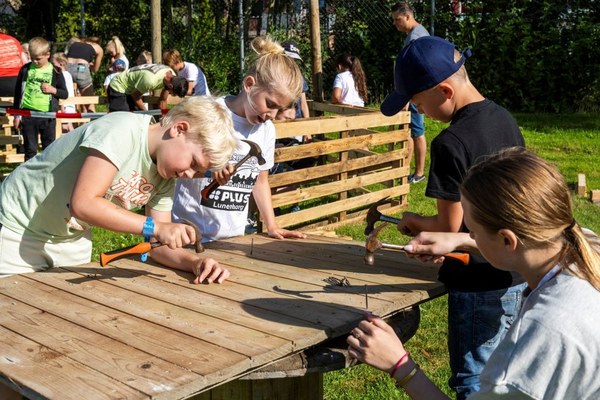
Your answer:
380,36 -> 526,399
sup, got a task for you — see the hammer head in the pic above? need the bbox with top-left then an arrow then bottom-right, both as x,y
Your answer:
241,139 -> 266,166
364,196 -> 390,235
180,219 -> 204,253
364,222 -> 388,266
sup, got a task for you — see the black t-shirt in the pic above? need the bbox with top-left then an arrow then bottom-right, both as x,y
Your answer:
426,99 -> 525,291
66,42 -> 96,63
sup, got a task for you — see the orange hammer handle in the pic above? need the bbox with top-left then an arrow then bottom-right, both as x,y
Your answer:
445,252 -> 470,265
100,242 -> 160,267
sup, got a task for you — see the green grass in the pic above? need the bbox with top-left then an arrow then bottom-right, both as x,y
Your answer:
82,112 -> 600,399
324,112 -> 600,399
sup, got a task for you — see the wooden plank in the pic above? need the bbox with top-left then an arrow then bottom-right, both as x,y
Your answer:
0,294 -> 202,398
24,271 -> 293,361
269,149 -> 408,189
309,102 -> 375,115
591,189 -> 600,202
273,186 -> 408,228
273,112 -> 410,138
101,260 -> 364,339
0,277 -> 250,377
274,129 -> 406,163
0,135 -> 20,145
0,153 -> 24,163
271,167 -> 407,207
0,324 -> 145,400
578,173 -> 587,196
59,264 -> 326,349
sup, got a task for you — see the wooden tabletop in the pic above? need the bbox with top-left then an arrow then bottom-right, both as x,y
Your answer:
0,233 -> 445,400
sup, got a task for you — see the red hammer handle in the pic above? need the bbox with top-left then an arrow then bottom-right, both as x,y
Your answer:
100,242 -> 161,267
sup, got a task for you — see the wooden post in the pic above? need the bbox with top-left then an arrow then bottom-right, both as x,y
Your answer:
309,0 -> 323,102
151,0 -> 162,63
578,173 -> 587,197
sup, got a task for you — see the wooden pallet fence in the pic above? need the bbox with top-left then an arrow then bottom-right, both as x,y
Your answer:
268,106 -> 411,232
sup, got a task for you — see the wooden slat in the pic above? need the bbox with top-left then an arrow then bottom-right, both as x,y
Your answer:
269,148 -> 409,189
272,167 -> 407,207
0,324 -> 145,400
0,294 -> 201,398
273,186 -> 408,228
0,153 -> 24,163
273,112 -> 410,138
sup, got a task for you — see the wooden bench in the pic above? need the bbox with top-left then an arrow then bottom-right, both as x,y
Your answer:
266,103 -> 411,233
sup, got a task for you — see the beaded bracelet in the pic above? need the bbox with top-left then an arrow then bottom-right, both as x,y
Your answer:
389,351 -> 410,378
396,363 -> 420,389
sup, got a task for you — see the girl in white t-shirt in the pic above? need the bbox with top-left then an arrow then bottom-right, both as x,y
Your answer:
331,53 -> 368,107
172,36 -> 307,242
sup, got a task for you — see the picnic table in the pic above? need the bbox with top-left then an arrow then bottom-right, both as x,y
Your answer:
0,233 -> 446,400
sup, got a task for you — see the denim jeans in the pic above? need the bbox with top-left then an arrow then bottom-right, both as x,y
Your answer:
447,283 -> 526,400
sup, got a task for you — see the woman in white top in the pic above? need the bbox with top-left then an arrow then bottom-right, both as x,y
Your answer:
331,53 -> 368,107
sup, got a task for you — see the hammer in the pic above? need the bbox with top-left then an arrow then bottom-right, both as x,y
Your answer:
364,197 -> 402,235
364,222 -> 470,266
99,219 -> 204,267
201,139 -> 266,200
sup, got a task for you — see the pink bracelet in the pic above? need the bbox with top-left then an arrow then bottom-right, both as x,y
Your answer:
389,351 -> 410,378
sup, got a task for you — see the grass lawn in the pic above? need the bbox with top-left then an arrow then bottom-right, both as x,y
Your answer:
85,112 -> 599,399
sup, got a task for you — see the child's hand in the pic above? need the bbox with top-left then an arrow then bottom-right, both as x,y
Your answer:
154,221 -> 197,249
347,314 -> 407,373
41,82 -> 56,95
192,257 -> 230,284
267,226 -> 307,240
211,164 -> 235,185
403,231 -> 468,264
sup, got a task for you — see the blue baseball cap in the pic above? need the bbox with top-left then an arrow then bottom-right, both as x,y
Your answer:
380,36 -> 472,116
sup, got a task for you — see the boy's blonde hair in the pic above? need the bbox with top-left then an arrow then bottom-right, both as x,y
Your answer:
136,50 -> 152,66
28,37 -> 50,58
161,96 -> 239,171
162,49 -> 183,70
462,147 -> 600,291
246,36 -> 303,108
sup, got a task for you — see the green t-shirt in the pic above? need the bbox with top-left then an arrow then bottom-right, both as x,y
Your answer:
21,63 -> 53,111
109,64 -> 174,94
0,113 -> 175,241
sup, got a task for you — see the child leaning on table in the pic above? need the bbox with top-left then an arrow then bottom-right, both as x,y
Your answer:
0,96 -> 238,285
171,35 -> 307,242
348,147 -> 600,399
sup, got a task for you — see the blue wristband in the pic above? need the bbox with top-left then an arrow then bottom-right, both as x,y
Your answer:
141,217 -> 154,262
142,217 -> 155,239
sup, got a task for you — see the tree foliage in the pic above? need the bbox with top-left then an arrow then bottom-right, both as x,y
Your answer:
4,0 -> 599,112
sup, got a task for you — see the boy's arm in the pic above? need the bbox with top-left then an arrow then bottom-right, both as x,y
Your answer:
129,89 -> 147,111
398,199 -> 464,236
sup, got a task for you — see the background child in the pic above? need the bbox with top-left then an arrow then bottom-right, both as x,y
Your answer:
105,35 -> 129,71
331,53 -> 368,107
65,36 -> 103,112
347,147 -> 600,399
136,50 -> 152,66
13,37 -> 68,161
162,48 -> 211,96
172,36 -> 306,242
107,63 -> 188,112
0,96 -> 238,283
103,58 -> 126,94
380,36 -> 526,399
51,51 -> 75,133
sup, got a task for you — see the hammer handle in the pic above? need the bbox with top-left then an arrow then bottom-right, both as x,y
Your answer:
380,215 -> 401,224
100,242 -> 162,267
380,243 -> 470,265
200,154 -> 252,200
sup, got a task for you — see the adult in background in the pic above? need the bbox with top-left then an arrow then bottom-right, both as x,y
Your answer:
66,36 -> 103,112
0,29 -> 27,97
331,53 -> 368,107
162,49 -> 210,97
391,1 -> 430,184
107,63 -> 188,112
